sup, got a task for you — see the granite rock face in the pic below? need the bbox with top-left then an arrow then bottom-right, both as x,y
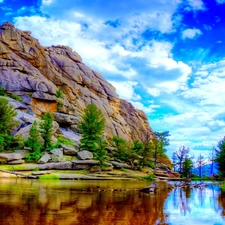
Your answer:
0,22 -> 154,142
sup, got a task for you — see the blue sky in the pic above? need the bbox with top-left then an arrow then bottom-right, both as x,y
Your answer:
1,0 -> 225,159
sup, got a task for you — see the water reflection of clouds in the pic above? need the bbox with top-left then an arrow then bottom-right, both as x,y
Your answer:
164,184 -> 225,225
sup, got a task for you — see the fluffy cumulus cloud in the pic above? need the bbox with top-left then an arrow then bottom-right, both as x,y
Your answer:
187,0 -> 205,10
109,81 -> 141,101
182,28 -> 202,39
151,59 -> 225,157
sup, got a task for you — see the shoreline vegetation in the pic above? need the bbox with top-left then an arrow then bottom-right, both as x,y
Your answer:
0,97 -> 221,183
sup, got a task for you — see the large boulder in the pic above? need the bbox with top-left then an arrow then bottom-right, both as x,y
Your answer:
109,161 -> 131,169
50,148 -> 63,162
0,153 -> 24,162
61,144 -> 78,155
8,159 -> 25,164
38,161 -> 72,170
38,153 -> 51,164
77,150 -> 93,160
53,112 -> 78,125
71,159 -> 98,170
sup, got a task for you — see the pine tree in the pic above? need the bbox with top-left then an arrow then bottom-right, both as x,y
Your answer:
93,139 -> 109,173
25,120 -> 42,153
215,137 -> 225,177
40,112 -> 53,150
78,104 -> 105,151
0,97 -> 19,151
182,158 -> 193,180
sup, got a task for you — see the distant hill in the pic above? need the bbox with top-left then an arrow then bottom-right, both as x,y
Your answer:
192,163 -> 218,177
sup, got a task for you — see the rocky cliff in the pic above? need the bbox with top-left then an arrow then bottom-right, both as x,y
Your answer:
0,22 -> 154,142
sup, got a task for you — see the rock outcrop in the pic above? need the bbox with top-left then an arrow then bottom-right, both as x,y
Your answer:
0,22 -> 154,142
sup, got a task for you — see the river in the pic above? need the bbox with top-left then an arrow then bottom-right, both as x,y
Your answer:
0,179 -> 224,225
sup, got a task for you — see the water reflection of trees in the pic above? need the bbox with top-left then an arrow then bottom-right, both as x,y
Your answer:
217,191 -> 225,217
170,183 -> 221,217
172,188 -> 191,215
0,179 -> 172,225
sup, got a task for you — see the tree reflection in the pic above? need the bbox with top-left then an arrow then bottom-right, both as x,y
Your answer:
0,179 -> 172,225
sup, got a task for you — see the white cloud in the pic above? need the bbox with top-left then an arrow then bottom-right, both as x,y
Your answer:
152,59 -> 225,157
42,0 -> 54,5
182,28 -> 202,39
130,101 -> 159,114
147,88 -> 161,97
14,16 -> 138,79
216,0 -> 225,4
109,81 -> 141,101
128,11 -> 175,34
187,0 -> 205,10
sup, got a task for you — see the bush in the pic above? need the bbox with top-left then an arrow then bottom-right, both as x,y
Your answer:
10,94 -> 22,102
25,151 -> 43,162
57,100 -> 64,111
0,85 -> 6,96
55,88 -> 63,98
57,136 -> 74,146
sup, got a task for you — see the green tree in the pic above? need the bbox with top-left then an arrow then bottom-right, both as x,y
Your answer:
112,136 -> 128,161
24,120 -> 42,161
152,131 -> 170,170
40,112 -> 53,150
216,137 -> 225,177
182,158 -> 193,180
139,132 -> 153,167
94,139 -> 109,173
78,104 -> 105,151
0,97 -> 19,151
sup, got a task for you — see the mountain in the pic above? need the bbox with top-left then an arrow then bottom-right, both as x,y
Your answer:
0,22 -> 154,142
192,163 -> 218,177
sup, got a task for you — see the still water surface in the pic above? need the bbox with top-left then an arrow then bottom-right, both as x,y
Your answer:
0,179 -> 225,225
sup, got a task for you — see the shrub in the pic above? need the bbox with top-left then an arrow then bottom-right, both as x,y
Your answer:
0,85 -> 6,96
55,88 -> 63,98
25,151 -> 43,162
10,94 -> 22,102
57,100 -> 64,111
57,136 -> 74,146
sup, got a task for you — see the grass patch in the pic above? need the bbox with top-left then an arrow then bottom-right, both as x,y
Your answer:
0,165 -> 30,171
38,174 -> 60,180
57,136 -> 74,146
142,172 -> 154,180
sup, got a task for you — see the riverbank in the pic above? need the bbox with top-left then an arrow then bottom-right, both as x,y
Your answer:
0,163 -> 183,181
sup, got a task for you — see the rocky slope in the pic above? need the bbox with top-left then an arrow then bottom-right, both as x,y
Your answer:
0,22 -> 154,142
